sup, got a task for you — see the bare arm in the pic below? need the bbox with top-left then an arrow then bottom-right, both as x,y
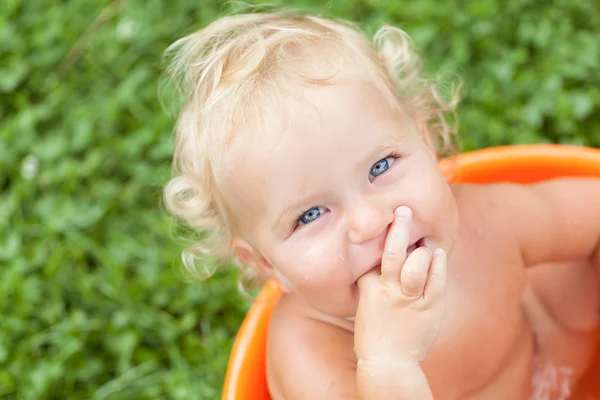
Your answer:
496,178 -> 600,268
269,334 -> 433,400
267,319 -> 433,400
354,207 -> 446,400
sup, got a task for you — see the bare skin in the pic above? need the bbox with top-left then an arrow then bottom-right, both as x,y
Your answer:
224,78 -> 600,399
266,181 -> 600,400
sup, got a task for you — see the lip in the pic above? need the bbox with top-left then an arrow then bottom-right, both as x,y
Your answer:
355,237 -> 426,283
406,237 -> 426,257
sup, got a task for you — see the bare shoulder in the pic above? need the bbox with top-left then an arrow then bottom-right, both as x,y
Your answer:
453,177 -> 600,266
451,183 -> 522,253
266,294 -> 358,400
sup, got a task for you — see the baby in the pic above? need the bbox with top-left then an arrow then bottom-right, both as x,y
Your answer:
162,11 -> 600,399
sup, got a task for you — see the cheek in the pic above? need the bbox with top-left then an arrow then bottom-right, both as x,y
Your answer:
401,155 -> 452,216
274,231 -> 347,286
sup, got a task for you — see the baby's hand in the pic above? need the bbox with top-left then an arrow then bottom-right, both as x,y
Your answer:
354,206 -> 447,363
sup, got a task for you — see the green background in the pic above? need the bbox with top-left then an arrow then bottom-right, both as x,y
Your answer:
1,0 -> 599,398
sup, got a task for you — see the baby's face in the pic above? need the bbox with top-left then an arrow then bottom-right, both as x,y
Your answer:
226,79 -> 459,317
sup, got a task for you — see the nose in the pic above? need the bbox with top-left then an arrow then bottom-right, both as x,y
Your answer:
346,197 -> 393,245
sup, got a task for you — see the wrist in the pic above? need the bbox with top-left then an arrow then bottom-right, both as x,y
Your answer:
357,356 -> 421,370
356,357 -> 432,400
356,356 -> 423,380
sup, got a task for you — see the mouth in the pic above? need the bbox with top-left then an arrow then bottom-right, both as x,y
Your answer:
355,238 -> 427,286
406,237 -> 426,257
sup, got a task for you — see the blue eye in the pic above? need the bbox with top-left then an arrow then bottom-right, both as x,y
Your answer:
298,206 -> 325,226
369,156 -> 395,180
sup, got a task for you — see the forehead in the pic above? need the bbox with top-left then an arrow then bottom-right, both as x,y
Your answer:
220,79 -> 415,230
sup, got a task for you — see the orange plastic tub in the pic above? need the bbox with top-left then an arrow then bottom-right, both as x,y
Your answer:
222,144 -> 600,400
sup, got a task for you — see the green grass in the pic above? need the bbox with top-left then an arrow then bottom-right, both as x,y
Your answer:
1,0 -> 599,398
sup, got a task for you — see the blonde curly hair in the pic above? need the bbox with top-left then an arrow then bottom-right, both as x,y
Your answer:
162,10 -> 459,285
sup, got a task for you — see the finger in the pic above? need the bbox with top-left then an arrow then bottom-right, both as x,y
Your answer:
423,248 -> 447,300
400,247 -> 432,298
356,267 -> 380,293
381,206 -> 412,285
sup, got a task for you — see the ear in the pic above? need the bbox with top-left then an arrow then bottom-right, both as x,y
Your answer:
232,238 -> 293,294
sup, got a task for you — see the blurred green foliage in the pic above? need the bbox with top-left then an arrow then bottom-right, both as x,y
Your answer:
1,0 -> 598,398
